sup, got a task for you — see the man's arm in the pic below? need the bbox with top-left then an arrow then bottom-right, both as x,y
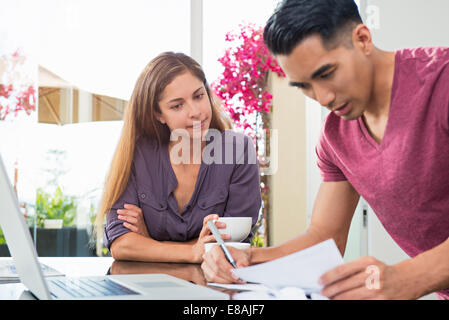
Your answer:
401,237 -> 449,298
250,180 -> 360,264
319,235 -> 449,299
201,181 -> 360,283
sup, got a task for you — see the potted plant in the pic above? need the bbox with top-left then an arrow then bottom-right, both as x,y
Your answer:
31,186 -> 78,256
35,186 -> 76,228
0,228 -> 9,256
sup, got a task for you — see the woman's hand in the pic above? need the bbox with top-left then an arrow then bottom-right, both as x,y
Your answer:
191,214 -> 229,263
117,203 -> 150,238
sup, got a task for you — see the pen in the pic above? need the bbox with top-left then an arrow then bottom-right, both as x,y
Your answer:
207,220 -> 237,268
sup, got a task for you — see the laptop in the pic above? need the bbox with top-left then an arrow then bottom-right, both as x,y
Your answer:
0,154 -> 228,300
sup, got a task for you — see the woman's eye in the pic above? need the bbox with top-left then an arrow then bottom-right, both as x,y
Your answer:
171,104 -> 182,110
195,93 -> 205,99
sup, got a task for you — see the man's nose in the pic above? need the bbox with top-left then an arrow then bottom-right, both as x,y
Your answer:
313,86 -> 335,108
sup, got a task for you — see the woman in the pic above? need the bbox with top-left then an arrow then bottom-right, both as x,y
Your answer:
96,52 -> 261,263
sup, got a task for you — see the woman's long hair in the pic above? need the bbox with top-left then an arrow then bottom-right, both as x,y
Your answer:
95,52 -> 232,243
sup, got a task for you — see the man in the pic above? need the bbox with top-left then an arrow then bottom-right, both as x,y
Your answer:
201,0 -> 449,300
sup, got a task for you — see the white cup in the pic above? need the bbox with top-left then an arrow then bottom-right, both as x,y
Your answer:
205,242 -> 251,253
216,217 -> 252,242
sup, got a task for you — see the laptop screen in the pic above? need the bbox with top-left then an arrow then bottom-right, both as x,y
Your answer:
0,154 -> 52,299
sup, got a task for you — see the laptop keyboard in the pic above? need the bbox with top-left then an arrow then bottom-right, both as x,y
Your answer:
48,277 -> 138,298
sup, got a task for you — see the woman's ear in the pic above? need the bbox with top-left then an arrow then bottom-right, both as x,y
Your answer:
155,111 -> 166,124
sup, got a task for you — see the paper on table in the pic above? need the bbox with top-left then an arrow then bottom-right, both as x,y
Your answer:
231,239 -> 343,293
233,287 -> 309,300
0,259 -> 64,283
207,283 -> 270,292
208,283 -> 313,300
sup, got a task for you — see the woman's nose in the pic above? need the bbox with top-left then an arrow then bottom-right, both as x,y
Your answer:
188,102 -> 201,118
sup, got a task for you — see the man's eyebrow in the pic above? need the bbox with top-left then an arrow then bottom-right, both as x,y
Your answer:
289,64 -> 336,88
289,81 -> 306,88
310,64 -> 336,79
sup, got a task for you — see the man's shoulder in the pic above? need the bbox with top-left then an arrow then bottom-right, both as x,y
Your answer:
395,47 -> 449,103
397,46 -> 449,58
396,47 -> 449,70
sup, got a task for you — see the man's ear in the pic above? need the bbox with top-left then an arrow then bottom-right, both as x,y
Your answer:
352,24 -> 373,55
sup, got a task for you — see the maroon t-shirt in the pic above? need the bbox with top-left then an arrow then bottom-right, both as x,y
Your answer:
316,47 -> 449,299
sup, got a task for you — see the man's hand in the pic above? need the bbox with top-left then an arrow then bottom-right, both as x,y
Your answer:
201,245 -> 251,284
319,256 -> 419,300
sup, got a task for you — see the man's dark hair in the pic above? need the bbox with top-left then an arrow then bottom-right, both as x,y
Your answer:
264,0 -> 363,55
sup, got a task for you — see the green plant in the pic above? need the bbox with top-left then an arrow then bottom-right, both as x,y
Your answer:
251,233 -> 264,248
34,186 -> 77,227
0,228 -> 5,245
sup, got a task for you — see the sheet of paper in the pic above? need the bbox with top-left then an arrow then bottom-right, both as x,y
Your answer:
232,287 -> 329,300
232,239 -> 343,292
207,283 -> 270,292
233,287 -> 309,300
0,259 -> 64,283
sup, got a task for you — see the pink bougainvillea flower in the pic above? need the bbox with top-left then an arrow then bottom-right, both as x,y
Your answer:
0,50 -> 36,120
212,22 -> 285,135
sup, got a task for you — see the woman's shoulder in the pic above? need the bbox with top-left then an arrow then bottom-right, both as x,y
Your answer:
216,129 -> 253,147
133,135 -> 165,164
135,135 -> 163,152
222,129 -> 249,139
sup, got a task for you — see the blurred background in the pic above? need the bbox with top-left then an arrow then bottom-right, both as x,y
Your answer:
1,0 -> 448,299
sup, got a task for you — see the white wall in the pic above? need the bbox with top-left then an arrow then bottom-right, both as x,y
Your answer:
269,74 -> 308,246
366,0 -> 449,51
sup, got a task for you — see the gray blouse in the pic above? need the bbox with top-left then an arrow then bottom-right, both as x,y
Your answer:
104,130 -> 261,249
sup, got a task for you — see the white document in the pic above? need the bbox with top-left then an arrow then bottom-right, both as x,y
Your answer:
233,287 -> 309,300
207,283 -> 270,292
208,283 -> 313,300
231,239 -> 344,293
0,259 -> 64,283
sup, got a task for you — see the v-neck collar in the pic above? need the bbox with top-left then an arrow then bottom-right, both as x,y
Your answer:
357,51 -> 400,152
357,115 -> 390,151
163,141 -> 209,215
